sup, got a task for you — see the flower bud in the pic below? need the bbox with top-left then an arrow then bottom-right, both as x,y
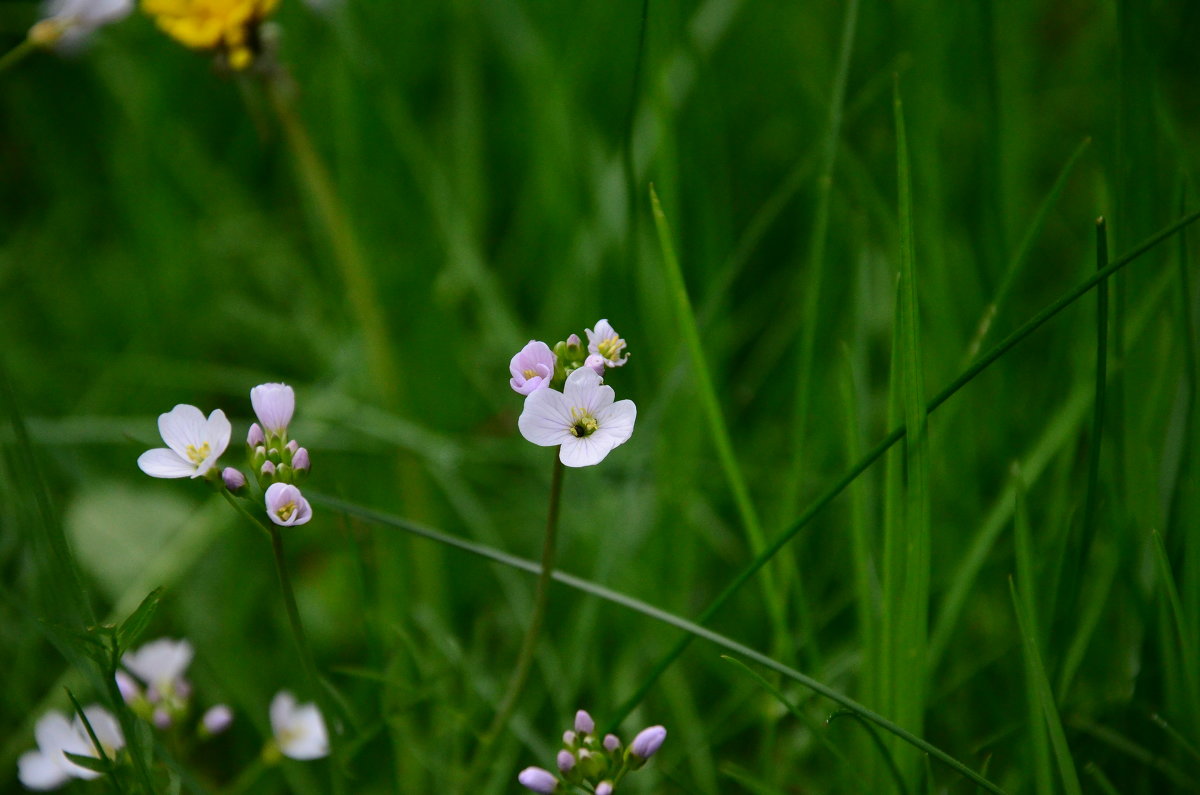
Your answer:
292,447 -> 310,474
562,730 -> 576,746
201,704 -> 233,736
630,725 -> 666,760
574,710 -> 594,735
222,467 -> 246,492
247,423 -> 265,447
603,733 -> 621,752
596,782 -> 614,795
517,767 -> 559,794
584,354 -> 606,376
261,460 -> 276,478
250,383 -> 295,437
286,440 -> 299,454
153,706 -> 172,730
556,749 -> 575,773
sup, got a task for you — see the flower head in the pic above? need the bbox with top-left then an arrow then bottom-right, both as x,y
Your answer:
270,691 -> 328,760
510,340 -> 557,395
18,707 -> 124,790
30,0 -> 132,49
517,767 -> 559,794
250,383 -> 295,437
201,705 -> 233,736
265,483 -> 312,526
585,319 -> 629,368
123,638 -> 194,696
142,0 -> 280,70
518,367 -> 636,467
138,404 -> 231,479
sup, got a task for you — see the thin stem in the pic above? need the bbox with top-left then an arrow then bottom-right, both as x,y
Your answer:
0,39 -> 37,75
469,454 -> 565,773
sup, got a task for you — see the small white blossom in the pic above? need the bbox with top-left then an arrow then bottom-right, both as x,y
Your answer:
270,691 -> 329,760
584,319 -> 629,367
32,0 -> 132,50
122,638 -> 194,697
137,404 -> 231,479
264,483 -> 313,526
18,707 -> 124,790
518,367 -> 636,467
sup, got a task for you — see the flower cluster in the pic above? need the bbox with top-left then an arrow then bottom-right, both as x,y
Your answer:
518,710 -> 666,794
117,637 -> 200,730
511,319 -> 636,468
138,382 -> 314,527
18,706 -> 124,791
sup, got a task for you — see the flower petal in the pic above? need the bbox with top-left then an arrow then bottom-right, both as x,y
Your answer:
137,448 -> 195,478
559,434 -> 615,468
270,691 -> 297,737
157,405 -> 207,461
123,638 -> 193,687
18,749 -> 71,791
518,389 -> 573,447
593,399 -> 636,449
279,703 -> 329,760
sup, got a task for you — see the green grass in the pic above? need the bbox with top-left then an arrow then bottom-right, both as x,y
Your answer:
3,1 -> 1200,793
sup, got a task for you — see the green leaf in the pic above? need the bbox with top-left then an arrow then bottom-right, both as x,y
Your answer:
117,588 -> 164,656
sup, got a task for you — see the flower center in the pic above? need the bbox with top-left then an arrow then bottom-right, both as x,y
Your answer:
522,368 -> 538,380
569,407 -> 599,438
276,501 -> 297,522
185,442 -> 211,464
597,335 -> 624,361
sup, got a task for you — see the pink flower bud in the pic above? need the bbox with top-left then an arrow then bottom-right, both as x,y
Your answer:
574,710 -> 595,734
517,767 -> 559,794
292,447 -> 310,473
202,704 -> 233,736
261,460 -> 276,477
250,383 -> 295,436
562,730 -> 576,746
115,671 -> 141,703
222,467 -> 246,492
603,733 -> 620,752
584,354 -> 606,375
630,725 -> 666,759
556,749 -> 575,773
286,440 -> 299,454
247,423 -> 265,447
153,707 -> 172,730
596,782 -> 613,795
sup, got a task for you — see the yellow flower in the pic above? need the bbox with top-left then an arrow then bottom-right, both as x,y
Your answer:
142,0 -> 279,70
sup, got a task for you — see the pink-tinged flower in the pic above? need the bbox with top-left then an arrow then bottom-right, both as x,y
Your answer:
123,638 -> 194,698
510,340 -> 557,395
250,383 -> 295,436
265,483 -> 312,526
517,767 -> 559,794
630,725 -> 666,759
518,368 -> 636,468
201,705 -> 233,736
585,319 -> 629,367
137,405 -> 231,479
270,691 -> 328,760
18,706 -> 125,790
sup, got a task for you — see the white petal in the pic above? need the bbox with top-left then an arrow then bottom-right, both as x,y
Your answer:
279,703 -> 329,760
203,409 -> 232,459
270,691 -> 297,737
33,712 -> 77,754
18,749 -> 71,790
76,706 -> 124,754
157,405 -> 207,461
563,366 -> 615,416
593,399 -> 636,449
559,435 -> 615,468
137,448 -> 195,478
518,389 -> 573,447
123,638 -> 193,687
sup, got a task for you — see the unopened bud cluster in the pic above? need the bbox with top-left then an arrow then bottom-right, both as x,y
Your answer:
518,710 -> 666,794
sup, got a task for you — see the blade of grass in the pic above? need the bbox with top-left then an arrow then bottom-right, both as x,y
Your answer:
649,185 -> 792,655
311,493 -> 1006,794
1150,712 -> 1200,764
1011,467 -> 1054,795
1149,529 -> 1200,721
890,80 -> 931,788
1009,577 -> 1082,795
1082,762 -> 1121,795
826,710 -> 908,795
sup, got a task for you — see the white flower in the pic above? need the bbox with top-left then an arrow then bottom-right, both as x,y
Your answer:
584,318 -> 629,367
18,707 -> 124,790
122,638 -> 194,697
250,383 -> 295,437
33,0 -> 132,49
270,691 -> 328,760
137,404 -> 231,479
518,367 -> 636,467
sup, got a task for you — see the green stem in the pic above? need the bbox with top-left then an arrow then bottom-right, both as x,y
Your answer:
469,454 -> 565,774
0,39 -> 37,75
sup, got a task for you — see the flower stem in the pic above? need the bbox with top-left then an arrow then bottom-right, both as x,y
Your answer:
468,454 -> 565,777
0,38 -> 36,75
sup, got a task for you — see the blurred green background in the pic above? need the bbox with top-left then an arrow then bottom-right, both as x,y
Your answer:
3,0 -> 1200,792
